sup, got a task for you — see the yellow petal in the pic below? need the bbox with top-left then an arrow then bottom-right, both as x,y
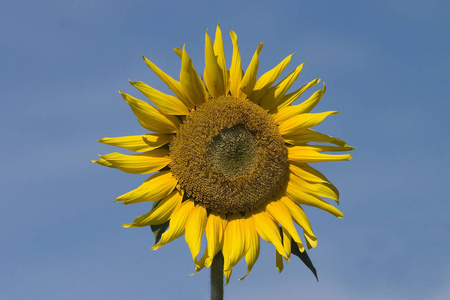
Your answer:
289,162 -> 333,184
289,172 -> 339,203
185,203 -> 207,263
228,30 -> 243,97
205,211 -> 227,268
274,78 -> 321,110
280,196 -> 317,248
92,156 -> 113,167
115,170 -> 177,204
294,82 -> 326,113
99,149 -> 170,175
180,46 -> 207,106
204,31 -> 225,97
239,216 -> 260,280
152,199 -> 195,250
123,189 -> 183,227
173,47 -> 182,59
303,145 -> 355,152
239,43 -> 263,99
191,250 -> 208,274
283,128 -> 348,147
287,175 -> 344,218
142,56 -> 193,109
222,213 -> 246,272
253,54 -> 293,91
266,200 -> 303,247
288,146 -> 353,163
289,163 -> 340,202
282,227 -> 292,260
120,91 -> 180,134
278,111 -> 340,136
260,63 -> 304,109
224,269 -> 232,285
273,83 -> 326,124
302,144 -> 355,152
213,23 -> 228,93
276,251 -> 283,272
252,207 -> 287,259
97,134 -> 171,152
129,80 -> 190,115
250,54 -> 293,104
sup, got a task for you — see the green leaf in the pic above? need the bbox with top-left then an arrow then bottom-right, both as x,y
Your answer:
151,221 -> 169,244
291,238 -> 318,281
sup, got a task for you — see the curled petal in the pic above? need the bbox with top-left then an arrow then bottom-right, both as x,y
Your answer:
129,80 -> 190,115
142,56 -> 192,109
185,203 -> 207,263
180,46 -> 207,106
239,216 -> 260,280
282,227 -> 292,260
152,199 -> 195,250
204,30 -> 225,97
252,207 -> 287,259
274,78 -> 321,110
205,212 -> 227,268
251,54 -> 293,104
278,111 -> 340,136
120,91 -> 180,134
276,251 -> 283,272
239,43 -> 263,99
229,30 -> 243,97
289,163 -> 333,184
260,63 -> 303,110
287,175 -> 344,218
224,269 -> 232,285
92,156 -> 112,167
281,196 -> 317,248
213,23 -> 228,92
123,189 -> 183,227
223,213 -> 246,272
115,170 -> 177,204
289,173 -> 339,203
288,146 -> 352,163
98,134 -> 171,152
283,128 -> 348,147
266,200 -> 303,249
97,149 -> 170,175
273,83 -> 326,124
173,47 -> 182,59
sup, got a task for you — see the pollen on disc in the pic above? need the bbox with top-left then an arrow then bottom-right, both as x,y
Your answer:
169,96 -> 288,213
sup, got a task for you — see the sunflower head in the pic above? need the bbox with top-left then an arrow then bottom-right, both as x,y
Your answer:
94,24 -> 353,284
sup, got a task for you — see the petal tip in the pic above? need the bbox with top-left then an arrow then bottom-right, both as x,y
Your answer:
151,244 -> 161,251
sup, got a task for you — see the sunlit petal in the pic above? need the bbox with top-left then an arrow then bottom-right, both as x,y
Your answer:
120,91 -> 180,134
98,134 -> 171,152
115,170 -> 177,204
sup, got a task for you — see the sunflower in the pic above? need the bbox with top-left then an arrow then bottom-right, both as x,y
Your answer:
94,24 -> 353,283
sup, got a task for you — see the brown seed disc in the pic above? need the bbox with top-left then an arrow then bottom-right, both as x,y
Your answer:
169,96 -> 288,213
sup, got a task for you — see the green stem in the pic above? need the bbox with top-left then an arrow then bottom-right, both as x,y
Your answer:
210,251 -> 224,300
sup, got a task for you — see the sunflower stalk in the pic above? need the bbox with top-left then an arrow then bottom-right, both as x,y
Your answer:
210,251 -> 224,300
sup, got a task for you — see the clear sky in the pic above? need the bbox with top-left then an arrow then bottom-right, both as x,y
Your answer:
1,1 -> 449,299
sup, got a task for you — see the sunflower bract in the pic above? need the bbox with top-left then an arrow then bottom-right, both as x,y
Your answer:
93,24 -> 353,284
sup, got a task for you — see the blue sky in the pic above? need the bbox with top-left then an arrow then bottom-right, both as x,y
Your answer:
1,0 -> 449,299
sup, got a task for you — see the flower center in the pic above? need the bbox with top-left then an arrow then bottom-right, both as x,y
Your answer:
208,124 -> 257,177
169,96 -> 288,213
